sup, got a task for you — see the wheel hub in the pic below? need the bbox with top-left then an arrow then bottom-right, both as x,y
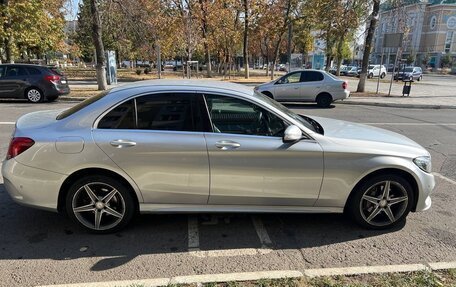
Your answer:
379,199 -> 387,208
95,201 -> 105,210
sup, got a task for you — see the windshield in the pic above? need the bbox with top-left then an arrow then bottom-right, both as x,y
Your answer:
404,68 -> 413,72
368,65 -> 375,69
56,90 -> 109,120
253,91 -> 317,133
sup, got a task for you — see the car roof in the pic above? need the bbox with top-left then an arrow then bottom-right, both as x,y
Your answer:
109,79 -> 255,96
0,63 -> 48,68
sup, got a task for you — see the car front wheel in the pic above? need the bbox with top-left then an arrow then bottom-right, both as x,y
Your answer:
368,73 -> 373,79
66,175 -> 136,233
347,174 -> 414,229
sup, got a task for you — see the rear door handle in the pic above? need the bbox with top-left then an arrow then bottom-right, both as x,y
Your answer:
215,140 -> 241,150
110,139 -> 136,148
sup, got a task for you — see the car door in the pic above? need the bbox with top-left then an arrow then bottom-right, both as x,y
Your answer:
203,93 -> 324,206
300,71 -> 324,100
0,65 -> 29,98
272,71 -> 302,101
92,93 -> 211,204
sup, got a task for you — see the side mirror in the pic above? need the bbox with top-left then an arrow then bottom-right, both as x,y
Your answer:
283,125 -> 302,143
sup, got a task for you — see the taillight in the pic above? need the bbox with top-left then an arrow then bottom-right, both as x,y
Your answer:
342,81 -> 348,90
44,75 -> 61,82
6,137 -> 35,160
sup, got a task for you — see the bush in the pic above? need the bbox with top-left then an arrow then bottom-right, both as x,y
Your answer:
144,67 -> 150,74
135,69 -> 142,75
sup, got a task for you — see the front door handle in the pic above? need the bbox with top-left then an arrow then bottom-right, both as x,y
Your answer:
215,140 -> 241,150
110,139 -> 136,148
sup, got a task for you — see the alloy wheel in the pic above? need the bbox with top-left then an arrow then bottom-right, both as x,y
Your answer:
27,89 -> 42,102
72,182 -> 126,231
359,180 -> 409,227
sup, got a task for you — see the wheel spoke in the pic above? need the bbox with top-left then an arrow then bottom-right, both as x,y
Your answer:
84,185 -> 98,203
389,196 -> 408,205
102,189 -> 118,204
366,205 -> 381,223
104,206 -> 123,218
94,210 -> 103,230
382,181 -> 391,198
74,204 -> 95,213
362,195 -> 380,205
384,206 -> 396,223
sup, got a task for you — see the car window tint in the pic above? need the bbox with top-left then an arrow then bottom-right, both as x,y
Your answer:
6,66 -> 28,77
0,66 -> 5,78
136,93 -> 204,132
98,99 -> 136,129
281,72 -> 301,84
26,67 -> 41,75
205,94 -> 287,137
301,71 -> 324,82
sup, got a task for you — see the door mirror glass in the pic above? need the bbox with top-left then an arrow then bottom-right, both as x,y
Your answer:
283,125 -> 302,143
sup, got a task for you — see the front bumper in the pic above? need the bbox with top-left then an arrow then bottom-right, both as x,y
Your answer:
414,170 -> 435,212
2,159 -> 67,212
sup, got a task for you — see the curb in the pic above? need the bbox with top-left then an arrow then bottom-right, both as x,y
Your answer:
339,100 -> 456,109
37,262 -> 456,287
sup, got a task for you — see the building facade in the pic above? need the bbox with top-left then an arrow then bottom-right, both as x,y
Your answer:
372,0 -> 456,69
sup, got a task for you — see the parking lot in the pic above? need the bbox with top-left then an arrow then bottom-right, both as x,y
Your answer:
0,101 -> 455,287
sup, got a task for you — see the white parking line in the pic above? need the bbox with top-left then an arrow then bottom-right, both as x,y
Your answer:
0,121 -> 15,125
187,216 -> 200,251
251,216 -> 273,248
433,172 -> 456,186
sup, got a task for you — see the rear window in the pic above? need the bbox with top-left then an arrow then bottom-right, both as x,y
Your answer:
56,91 -> 109,120
49,66 -> 64,76
27,67 -> 41,75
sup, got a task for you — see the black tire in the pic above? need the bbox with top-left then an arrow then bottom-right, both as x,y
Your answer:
262,91 -> 274,99
347,174 -> 414,230
25,87 -> 43,103
380,72 -> 386,79
316,93 -> 332,108
65,175 -> 136,234
417,76 -> 422,82
368,73 -> 373,79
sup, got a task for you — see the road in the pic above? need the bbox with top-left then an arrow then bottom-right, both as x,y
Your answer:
0,101 -> 455,287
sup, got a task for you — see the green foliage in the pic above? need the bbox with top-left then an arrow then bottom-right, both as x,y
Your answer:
135,69 -> 142,75
441,53 -> 453,68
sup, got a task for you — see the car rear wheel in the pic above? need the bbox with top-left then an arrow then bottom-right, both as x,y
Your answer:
347,174 -> 413,229
417,76 -> 422,81
368,73 -> 373,79
66,175 -> 136,234
316,93 -> 332,108
380,72 -> 386,79
25,88 -> 43,103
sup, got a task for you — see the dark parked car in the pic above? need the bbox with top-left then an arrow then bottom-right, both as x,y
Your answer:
0,64 -> 70,102
394,66 -> 423,81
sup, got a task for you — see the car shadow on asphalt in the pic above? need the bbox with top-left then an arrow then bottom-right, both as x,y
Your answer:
283,103 -> 336,109
0,184 -> 403,271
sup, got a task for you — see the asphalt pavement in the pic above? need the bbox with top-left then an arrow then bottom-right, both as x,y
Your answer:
0,102 -> 455,287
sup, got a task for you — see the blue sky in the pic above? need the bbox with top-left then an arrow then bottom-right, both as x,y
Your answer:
65,0 -> 81,21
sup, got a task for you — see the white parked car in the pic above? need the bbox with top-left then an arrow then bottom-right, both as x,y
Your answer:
365,65 -> 387,79
254,70 -> 350,108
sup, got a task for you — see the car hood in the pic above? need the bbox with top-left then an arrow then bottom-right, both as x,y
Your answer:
310,116 -> 423,149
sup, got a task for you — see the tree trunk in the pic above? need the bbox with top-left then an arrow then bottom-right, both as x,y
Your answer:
199,0 -> 212,77
90,0 -> 107,90
335,36 -> 345,76
357,0 -> 380,93
243,0 -> 249,79
1,0 -> 13,63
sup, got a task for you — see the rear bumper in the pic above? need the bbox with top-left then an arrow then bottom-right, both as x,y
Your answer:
333,90 -> 350,101
1,159 -> 66,212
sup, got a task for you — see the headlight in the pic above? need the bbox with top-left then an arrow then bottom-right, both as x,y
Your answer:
413,156 -> 432,173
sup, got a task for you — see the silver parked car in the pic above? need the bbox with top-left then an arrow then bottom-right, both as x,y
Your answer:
2,80 -> 434,233
254,69 -> 349,108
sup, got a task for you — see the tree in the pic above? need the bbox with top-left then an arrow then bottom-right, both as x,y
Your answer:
90,0 -> 107,90
243,0 -> 249,78
357,0 -> 380,93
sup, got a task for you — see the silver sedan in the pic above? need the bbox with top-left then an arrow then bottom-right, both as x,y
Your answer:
2,80 -> 434,233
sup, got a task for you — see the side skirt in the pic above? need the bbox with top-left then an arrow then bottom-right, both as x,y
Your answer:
139,204 -> 344,214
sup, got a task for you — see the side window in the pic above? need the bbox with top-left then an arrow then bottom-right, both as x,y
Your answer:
278,72 -> 301,84
136,93 -> 205,132
301,71 -> 324,82
205,94 -> 287,137
0,66 -> 5,78
27,67 -> 41,75
6,66 -> 28,77
98,99 -> 136,129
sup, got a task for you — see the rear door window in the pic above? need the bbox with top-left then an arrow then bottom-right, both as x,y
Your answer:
301,71 -> 324,82
26,67 -> 42,75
